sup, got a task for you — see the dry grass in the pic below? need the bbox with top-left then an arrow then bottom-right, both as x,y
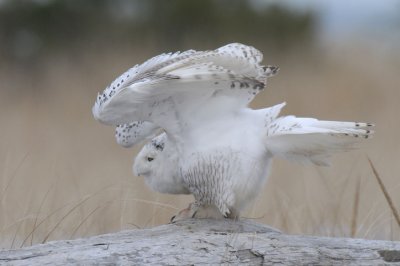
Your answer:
0,43 -> 399,249
350,175 -> 361,238
368,157 -> 400,228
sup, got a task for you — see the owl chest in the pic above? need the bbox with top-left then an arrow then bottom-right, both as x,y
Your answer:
179,150 -> 240,198
177,150 -> 271,217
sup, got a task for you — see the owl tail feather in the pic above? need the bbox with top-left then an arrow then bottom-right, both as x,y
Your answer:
264,115 -> 374,166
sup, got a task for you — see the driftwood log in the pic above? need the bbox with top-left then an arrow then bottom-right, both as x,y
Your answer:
1,219 -> 400,265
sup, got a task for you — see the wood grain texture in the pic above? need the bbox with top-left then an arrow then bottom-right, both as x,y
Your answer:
1,219 -> 400,265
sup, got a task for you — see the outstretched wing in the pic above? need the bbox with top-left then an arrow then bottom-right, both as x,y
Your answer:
263,106 -> 374,166
93,43 -> 278,142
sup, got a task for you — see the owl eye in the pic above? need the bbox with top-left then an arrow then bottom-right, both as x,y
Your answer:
147,157 -> 154,162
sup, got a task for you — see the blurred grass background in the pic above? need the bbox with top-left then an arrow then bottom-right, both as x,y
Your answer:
0,0 -> 399,249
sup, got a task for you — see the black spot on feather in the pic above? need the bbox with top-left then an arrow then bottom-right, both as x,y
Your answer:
151,139 -> 165,151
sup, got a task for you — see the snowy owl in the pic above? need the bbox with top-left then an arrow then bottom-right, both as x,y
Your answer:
93,43 -> 373,221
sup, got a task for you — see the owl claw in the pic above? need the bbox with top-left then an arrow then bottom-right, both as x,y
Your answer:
170,203 -> 226,223
194,205 -> 225,219
170,203 -> 198,223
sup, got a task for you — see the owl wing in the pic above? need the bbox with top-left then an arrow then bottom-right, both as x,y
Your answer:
263,103 -> 374,166
115,121 -> 161,148
93,43 -> 278,144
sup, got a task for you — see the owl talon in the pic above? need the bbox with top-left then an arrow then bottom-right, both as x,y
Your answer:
194,205 -> 224,219
170,203 -> 228,222
170,203 -> 198,223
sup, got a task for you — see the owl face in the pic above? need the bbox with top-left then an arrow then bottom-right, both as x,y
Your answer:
132,134 -> 189,195
133,142 -> 161,177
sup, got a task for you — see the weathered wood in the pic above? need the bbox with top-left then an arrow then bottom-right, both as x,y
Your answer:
1,219 -> 400,265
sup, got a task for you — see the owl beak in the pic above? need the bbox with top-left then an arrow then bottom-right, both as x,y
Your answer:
133,164 -> 149,177
134,168 -> 145,177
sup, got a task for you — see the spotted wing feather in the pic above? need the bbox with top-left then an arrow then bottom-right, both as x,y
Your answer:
93,43 -> 278,140
264,105 -> 374,166
115,121 -> 161,148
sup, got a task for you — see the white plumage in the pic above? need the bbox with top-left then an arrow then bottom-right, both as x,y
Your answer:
93,43 -> 373,221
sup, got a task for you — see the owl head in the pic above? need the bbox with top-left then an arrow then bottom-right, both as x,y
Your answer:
133,133 -> 189,195
133,135 -> 165,177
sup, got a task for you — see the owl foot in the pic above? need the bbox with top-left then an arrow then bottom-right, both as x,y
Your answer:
170,203 -> 225,223
170,203 -> 197,223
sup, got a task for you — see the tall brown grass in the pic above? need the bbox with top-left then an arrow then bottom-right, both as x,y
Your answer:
0,44 -> 399,249
368,157 -> 400,228
350,175 -> 361,238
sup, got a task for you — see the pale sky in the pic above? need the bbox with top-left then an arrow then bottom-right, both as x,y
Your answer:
253,0 -> 400,42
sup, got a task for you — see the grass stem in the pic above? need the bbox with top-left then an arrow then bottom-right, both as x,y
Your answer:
368,157 -> 400,228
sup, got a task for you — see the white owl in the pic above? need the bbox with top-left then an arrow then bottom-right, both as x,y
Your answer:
93,43 -> 373,221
